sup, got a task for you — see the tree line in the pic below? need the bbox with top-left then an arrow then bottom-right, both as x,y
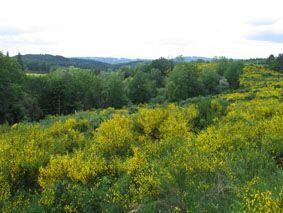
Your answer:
1,52 -> 248,124
16,54 -> 145,73
266,54 -> 283,71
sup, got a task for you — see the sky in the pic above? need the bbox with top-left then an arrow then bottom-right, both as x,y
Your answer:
1,0 -> 283,59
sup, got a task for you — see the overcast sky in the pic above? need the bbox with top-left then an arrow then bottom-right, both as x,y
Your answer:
1,0 -> 283,59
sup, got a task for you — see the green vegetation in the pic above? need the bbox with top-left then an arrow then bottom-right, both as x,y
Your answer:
19,54 -> 146,73
0,54 -> 40,124
0,51 -> 283,212
266,54 -> 283,72
1,53 -> 246,124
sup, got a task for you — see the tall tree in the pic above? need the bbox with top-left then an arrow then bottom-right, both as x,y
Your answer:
127,71 -> 156,104
166,62 -> 204,101
223,61 -> 244,88
103,73 -> 128,108
199,69 -> 221,94
17,52 -> 25,71
0,53 -> 25,123
276,54 -> 283,71
150,57 -> 173,75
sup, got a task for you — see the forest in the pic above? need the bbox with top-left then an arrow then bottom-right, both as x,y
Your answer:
0,52 -> 283,212
1,53 -> 246,124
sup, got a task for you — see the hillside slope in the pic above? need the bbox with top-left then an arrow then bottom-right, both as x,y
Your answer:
20,54 -> 112,72
0,65 -> 282,212
75,57 -> 148,64
20,54 -> 146,73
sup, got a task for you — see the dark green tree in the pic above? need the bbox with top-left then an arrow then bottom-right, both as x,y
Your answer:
215,57 -> 229,76
150,68 -> 164,88
223,61 -> 244,88
276,54 -> 283,71
266,54 -> 279,71
103,73 -> 128,108
17,52 -> 25,71
127,71 -> 156,104
150,57 -> 173,75
199,69 -> 221,94
166,62 -> 204,101
0,53 -> 26,123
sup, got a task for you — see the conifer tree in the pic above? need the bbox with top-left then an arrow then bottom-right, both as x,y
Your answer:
17,52 -> 25,71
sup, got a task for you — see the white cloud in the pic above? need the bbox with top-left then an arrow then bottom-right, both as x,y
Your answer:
248,18 -> 278,27
1,0 -> 283,58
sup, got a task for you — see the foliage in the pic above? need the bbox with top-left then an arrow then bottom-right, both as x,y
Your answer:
1,53 -> 282,212
166,62 -> 204,101
2,53 -> 246,124
20,54 -> 111,72
127,70 -> 156,104
267,53 -> 283,72
0,53 -> 41,124
0,65 -> 282,211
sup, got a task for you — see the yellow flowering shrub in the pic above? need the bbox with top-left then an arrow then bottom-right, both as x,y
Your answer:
94,114 -> 135,157
159,105 -> 198,140
244,191 -> 281,212
134,107 -> 168,138
39,151 -> 107,189
0,64 -> 282,212
221,92 -> 251,101
134,104 -> 198,141
130,169 -> 162,201
0,173 -> 10,202
226,99 -> 283,121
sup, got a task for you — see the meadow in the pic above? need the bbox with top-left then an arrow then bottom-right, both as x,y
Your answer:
0,64 -> 282,212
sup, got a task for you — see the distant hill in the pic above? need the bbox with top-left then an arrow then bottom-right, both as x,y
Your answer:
176,56 -> 212,62
75,57 -> 149,64
20,54 -> 112,73
184,56 -> 212,62
19,54 -> 148,73
77,56 -> 211,63
19,54 -> 212,73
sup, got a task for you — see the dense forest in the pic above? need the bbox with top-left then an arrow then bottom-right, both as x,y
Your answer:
1,52 -> 247,124
0,52 -> 283,212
